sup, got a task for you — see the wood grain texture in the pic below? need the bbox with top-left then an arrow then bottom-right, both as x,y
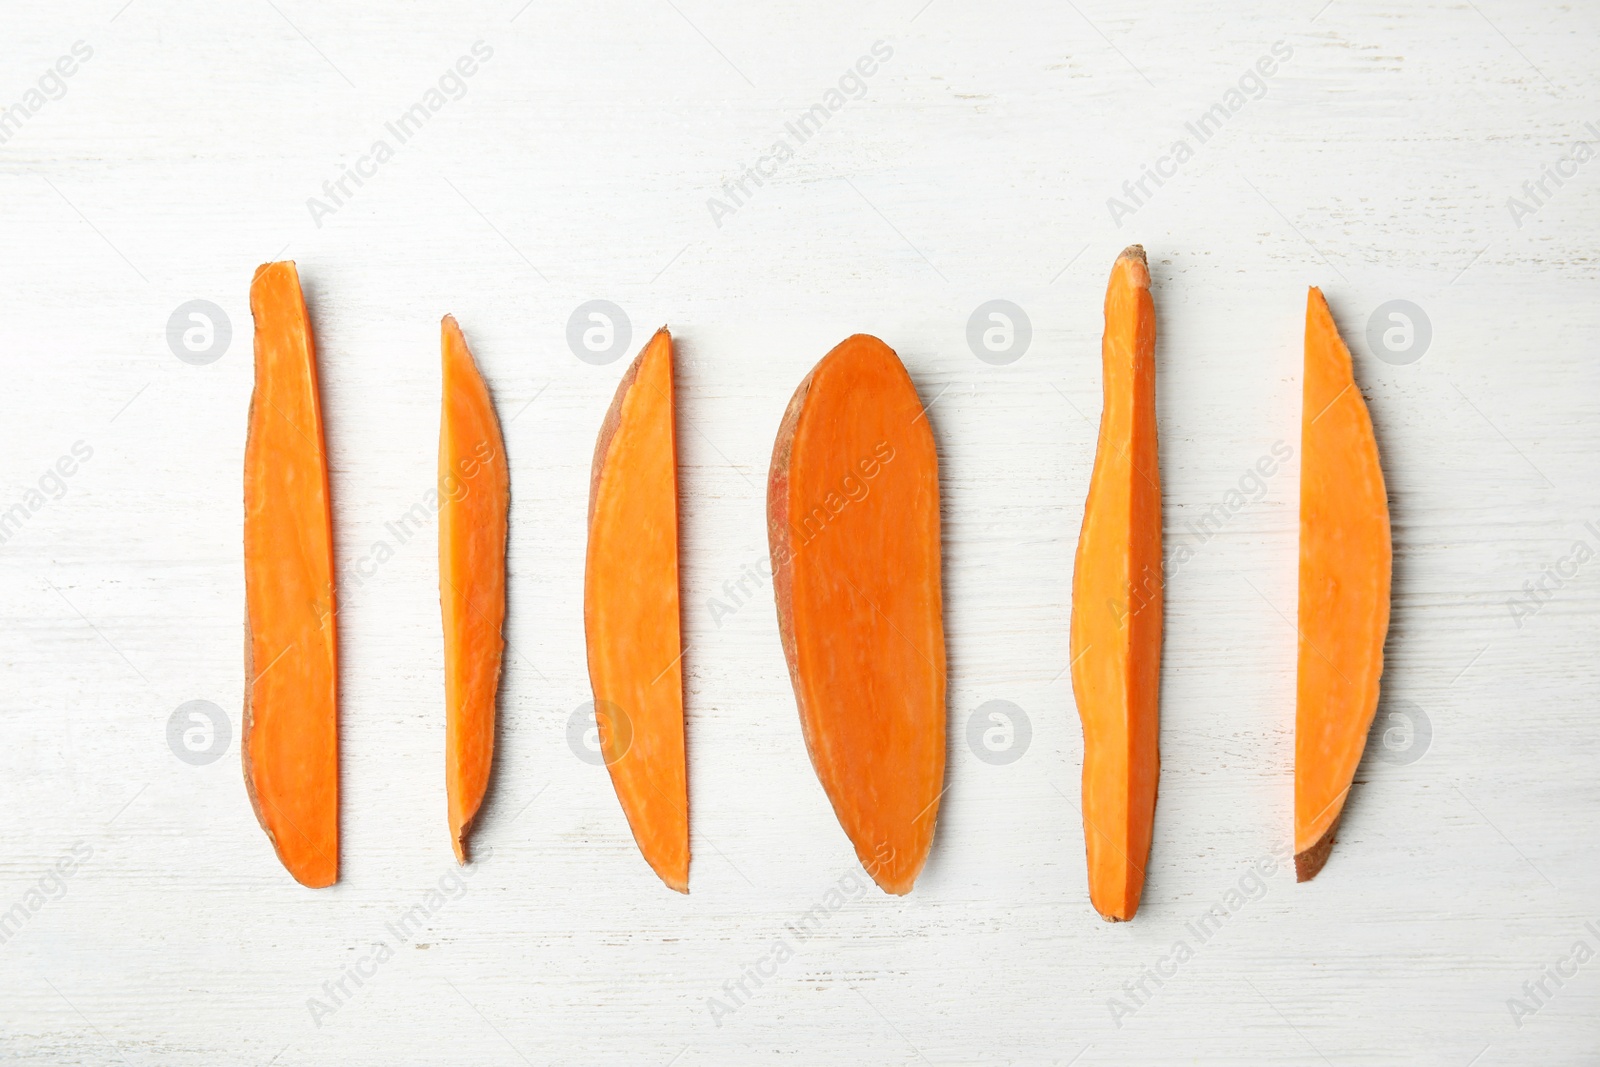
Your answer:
0,0 -> 1597,1063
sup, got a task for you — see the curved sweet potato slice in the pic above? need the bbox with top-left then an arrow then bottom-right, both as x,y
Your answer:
767,334 -> 946,895
439,315 -> 508,865
1295,288 -> 1392,882
584,327 -> 689,893
1070,246 -> 1162,922
242,260 -> 339,889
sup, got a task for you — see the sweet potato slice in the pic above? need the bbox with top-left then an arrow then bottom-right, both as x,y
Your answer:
1070,245 -> 1162,922
1294,288 -> 1392,882
767,334 -> 946,895
584,327 -> 689,892
439,316 -> 508,865
242,261 -> 338,888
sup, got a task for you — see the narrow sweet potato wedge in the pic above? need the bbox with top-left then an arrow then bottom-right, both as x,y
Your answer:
1295,288 -> 1392,882
1070,245 -> 1162,922
768,334 -> 946,895
243,261 -> 339,888
584,327 -> 689,892
440,315 -> 509,865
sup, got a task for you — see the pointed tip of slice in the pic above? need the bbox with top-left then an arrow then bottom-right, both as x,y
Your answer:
629,327 -> 673,372
1118,244 -> 1147,264
639,831 -> 689,895
1295,815 -> 1342,882
865,854 -> 924,896
633,326 -> 671,357
441,314 -> 474,373
656,861 -> 689,894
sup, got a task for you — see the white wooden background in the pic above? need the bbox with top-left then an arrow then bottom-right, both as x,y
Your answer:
2,0 -> 1597,1063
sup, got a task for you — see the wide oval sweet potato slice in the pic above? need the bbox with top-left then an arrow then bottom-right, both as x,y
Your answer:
768,334 -> 946,895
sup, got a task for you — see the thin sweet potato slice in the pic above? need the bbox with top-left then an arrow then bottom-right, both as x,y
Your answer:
1295,288 -> 1392,882
1070,245 -> 1162,922
242,261 -> 338,888
767,334 -> 946,896
439,315 -> 508,864
584,327 -> 689,892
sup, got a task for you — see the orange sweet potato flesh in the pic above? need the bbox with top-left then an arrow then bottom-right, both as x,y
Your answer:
768,334 -> 946,896
584,327 -> 689,892
1295,288 -> 1392,882
1070,246 -> 1162,922
439,316 -> 508,865
242,261 -> 339,888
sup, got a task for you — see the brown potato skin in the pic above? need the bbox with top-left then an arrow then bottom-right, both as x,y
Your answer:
765,365 -> 817,709
1295,815 -> 1341,883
